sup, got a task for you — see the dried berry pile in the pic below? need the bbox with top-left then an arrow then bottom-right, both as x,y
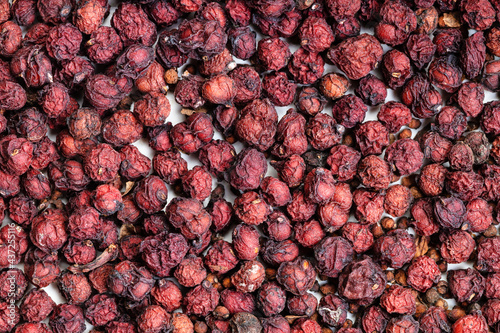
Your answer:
2,0 -> 500,332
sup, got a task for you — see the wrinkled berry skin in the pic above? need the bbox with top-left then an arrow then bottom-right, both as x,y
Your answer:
362,306 -> 390,333
375,229 -> 416,269
318,295 -> 348,327
315,236 -> 353,278
232,260 -> 265,293
30,208 -> 68,252
328,34 -> 383,80
338,256 -> 387,306
448,268 -> 485,303
358,155 -> 392,190
304,168 -> 336,205
277,257 -> 316,295
108,260 -> 154,301
166,197 -> 211,240
228,148 -> 267,191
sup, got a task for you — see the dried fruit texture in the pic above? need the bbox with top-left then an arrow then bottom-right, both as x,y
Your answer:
112,2 -> 157,46
461,31 -> 486,79
358,155 -> 392,190
382,49 -> 412,89
381,285 -> 416,315
407,256 -> 440,292
332,94 -> 367,129
232,313 -> 263,333
410,198 -> 439,237
461,0 -> 495,30
85,74 -> 129,111
476,237 -> 500,272
306,113 -> 344,151
406,34 -> 436,70
419,132 -> 452,164
328,34 -> 383,80
277,257 -> 316,295
202,74 -> 236,105
375,0 -> 416,46
482,101 -> 500,135
166,197 -> 211,239
320,73 -> 350,100
375,229 -> 416,269
263,71 -> 297,106
317,295 -> 347,327
0,80 -> 26,110
45,23 -> 82,61
338,256 -> 386,306
439,230 -> 474,265
355,121 -> 389,156
260,177 -> 292,207
402,74 -> 442,119
30,208 -> 68,252
86,26 -> 123,64
377,102 -> 411,133
386,316 -> 419,333
419,307 -> 450,333
362,306 -> 390,333
315,236 -> 353,278
172,113 -> 214,154
354,74 -> 386,106
448,268 -> 485,303
428,56 -> 463,93
74,0 -> 108,35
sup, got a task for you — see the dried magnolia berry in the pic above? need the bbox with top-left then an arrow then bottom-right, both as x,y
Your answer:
358,155 -> 392,191
362,306 -> 390,333
375,229 -> 416,269
338,256 -> 386,306
108,260 -> 154,301
229,66 -> 261,106
50,303 -> 86,333
0,21 -> 21,57
166,197 -> 211,239
67,107 -> 101,141
295,165 -> 332,202
202,74 -> 236,105
234,191 -> 271,225
262,239 -> 299,266
287,293 -> 318,317
288,47 -> 324,85
296,87 -> 326,116
428,56 -> 463,93
277,257 -> 316,295
355,74 -> 387,106
30,208 -> 68,251
411,198 -> 440,236
476,237 -> 500,272
84,294 -> 119,327
419,131 -> 452,163
315,236 -> 353,278
355,121 -> 389,156
375,0 -> 416,46
319,73 -> 350,100
419,307 -> 450,333
0,80 -> 26,110
328,33 -> 383,80
380,285 -> 416,315
407,256 -> 440,292
440,230 -> 475,264
112,2 -> 157,46
228,26 -> 256,60
406,34 -> 436,70
262,71 -> 297,107
257,37 -> 290,71
386,316 -> 419,333
228,148 -> 267,191
294,219 -> 325,248
171,113 -> 213,154
181,166 -> 212,201
378,102 -> 411,133
332,94 -> 367,129
46,23 -> 82,61
20,288 -> 55,323
306,113 -> 344,151
58,271 -> 92,304
401,74 -> 442,119
86,26 -> 123,64
460,0 -> 495,30
151,279 -> 182,312
382,49 -> 412,89
137,305 -> 171,333
116,44 -> 154,80
24,248 -> 60,288
260,177 -> 291,207
257,282 -> 286,316
448,268 -> 485,303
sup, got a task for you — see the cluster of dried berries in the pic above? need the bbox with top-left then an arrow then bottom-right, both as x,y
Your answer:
1,0 -> 500,332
